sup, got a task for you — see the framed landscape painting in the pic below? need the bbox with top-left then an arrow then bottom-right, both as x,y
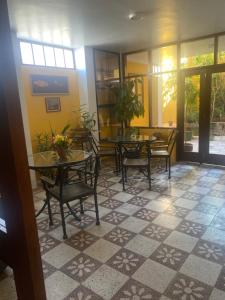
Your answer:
45,97 -> 61,112
31,74 -> 69,95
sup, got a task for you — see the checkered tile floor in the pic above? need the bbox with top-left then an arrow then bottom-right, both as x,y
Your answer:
2,162 -> 225,299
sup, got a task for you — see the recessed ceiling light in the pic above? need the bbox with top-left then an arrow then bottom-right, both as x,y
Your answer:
128,12 -> 144,22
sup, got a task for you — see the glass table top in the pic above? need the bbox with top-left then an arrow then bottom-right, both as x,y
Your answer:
107,135 -> 157,143
28,150 -> 91,169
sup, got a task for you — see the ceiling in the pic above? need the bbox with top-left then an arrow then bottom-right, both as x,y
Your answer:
7,0 -> 225,53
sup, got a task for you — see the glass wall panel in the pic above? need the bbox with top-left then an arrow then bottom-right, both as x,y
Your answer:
184,75 -> 200,152
181,38 -> 214,69
20,42 -> 34,65
152,45 -> 177,73
218,35 -> 225,64
125,51 -> 149,76
209,72 -> 225,155
151,72 -> 177,127
32,44 -> 45,66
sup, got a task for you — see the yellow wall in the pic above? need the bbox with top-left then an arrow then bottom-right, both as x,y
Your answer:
126,61 -> 149,127
21,66 -> 80,150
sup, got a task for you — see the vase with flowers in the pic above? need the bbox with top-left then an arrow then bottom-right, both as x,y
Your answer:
52,134 -> 72,162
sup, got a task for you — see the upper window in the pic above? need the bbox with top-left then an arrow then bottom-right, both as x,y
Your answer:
180,38 -> 214,69
152,45 -> 177,73
218,35 -> 225,64
19,41 -> 75,69
125,51 -> 149,76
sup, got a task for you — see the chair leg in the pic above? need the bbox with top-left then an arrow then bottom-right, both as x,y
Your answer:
122,165 -> 125,191
59,202 -> 67,239
125,167 -> 127,182
80,199 -> 84,214
165,158 -> 168,172
168,157 -> 171,179
94,193 -> 100,225
46,193 -> 53,226
148,163 -> 151,190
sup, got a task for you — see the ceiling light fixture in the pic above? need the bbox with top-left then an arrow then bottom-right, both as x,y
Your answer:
128,12 -> 145,22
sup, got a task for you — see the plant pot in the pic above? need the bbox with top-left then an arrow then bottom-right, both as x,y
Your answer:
56,148 -> 68,162
184,142 -> 193,152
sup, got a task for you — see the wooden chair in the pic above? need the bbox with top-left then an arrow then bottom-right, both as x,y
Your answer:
120,141 -> 151,191
40,156 -> 100,239
151,130 -> 178,179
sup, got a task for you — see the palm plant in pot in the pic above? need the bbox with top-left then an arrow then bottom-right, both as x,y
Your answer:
111,79 -> 144,135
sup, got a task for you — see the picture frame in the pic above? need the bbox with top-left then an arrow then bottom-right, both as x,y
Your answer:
31,74 -> 69,95
45,97 -> 61,113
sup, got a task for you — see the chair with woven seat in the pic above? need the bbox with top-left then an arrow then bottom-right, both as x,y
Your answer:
120,141 -> 151,191
40,155 -> 100,239
151,129 -> 178,179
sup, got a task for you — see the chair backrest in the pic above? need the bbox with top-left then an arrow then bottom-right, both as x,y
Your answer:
168,129 -> 178,155
58,155 -> 99,199
120,141 -> 143,159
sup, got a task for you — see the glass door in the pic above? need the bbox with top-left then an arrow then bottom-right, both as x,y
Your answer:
205,70 -> 225,165
178,67 -> 225,165
178,70 -> 205,162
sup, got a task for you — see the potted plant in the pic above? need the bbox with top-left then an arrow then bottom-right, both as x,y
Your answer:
111,79 -> 144,135
52,134 -> 72,161
72,105 -> 96,138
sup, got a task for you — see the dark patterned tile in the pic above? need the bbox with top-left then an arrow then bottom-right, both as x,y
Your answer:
107,248 -> 145,276
100,199 -> 124,210
83,201 -> 95,210
42,261 -> 57,278
98,180 -> 115,188
64,285 -> 104,300
172,183 -> 191,191
65,231 -> 98,251
176,220 -> 206,238
104,226 -> 135,247
98,189 -> 119,198
127,196 -> 150,207
125,186 -> 143,195
182,192 -> 203,201
61,253 -> 101,282
192,240 -> 225,264
69,215 -> 95,229
39,234 -> 60,255
141,224 -> 171,242
133,208 -> 159,221
166,205 -> 190,218
196,181 -> 215,188
165,273 -> 212,300
194,203 -> 219,215
151,184 -> 167,193
216,266 -> 225,292
150,244 -> 188,271
37,216 -> 61,233
208,190 -> 225,198
101,211 -> 129,225
112,278 -> 161,300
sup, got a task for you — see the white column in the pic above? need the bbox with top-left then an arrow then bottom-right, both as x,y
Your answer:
11,32 -> 37,188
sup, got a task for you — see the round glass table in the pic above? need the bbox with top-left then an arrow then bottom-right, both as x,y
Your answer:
107,135 -> 156,144
29,150 -> 91,170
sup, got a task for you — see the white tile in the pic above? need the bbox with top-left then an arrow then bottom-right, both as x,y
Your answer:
42,244 -> 79,268
86,206 -> 111,218
120,216 -> 149,233
45,271 -> 79,300
84,239 -> 120,262
133,259 -> 176,293
48,224 -> 80,241
125,235 -> 160,257
185,210 -> 214,225
213,184 -> 225,192
0,277 -> 17,300
110,183 -> 123,191
201,196 -> 225,207
163,188 -> 186,197
180,254 -> 221,286
160,296 -> 172,300
145,200 -> 169,212
164,231 -> 198,252
86,221 -> 115,237
210,288 -> 225,300
174,198 -> 198,209
153,214 -> 182,229
115,203 -> 140,215
202,227 -> 225,246
84,265 -> 128,299
112,192 -> 134,202
189,186 -> 210,195
138,190 -> 160,200
97,185 -> 106,192
108,176 -> 121,183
